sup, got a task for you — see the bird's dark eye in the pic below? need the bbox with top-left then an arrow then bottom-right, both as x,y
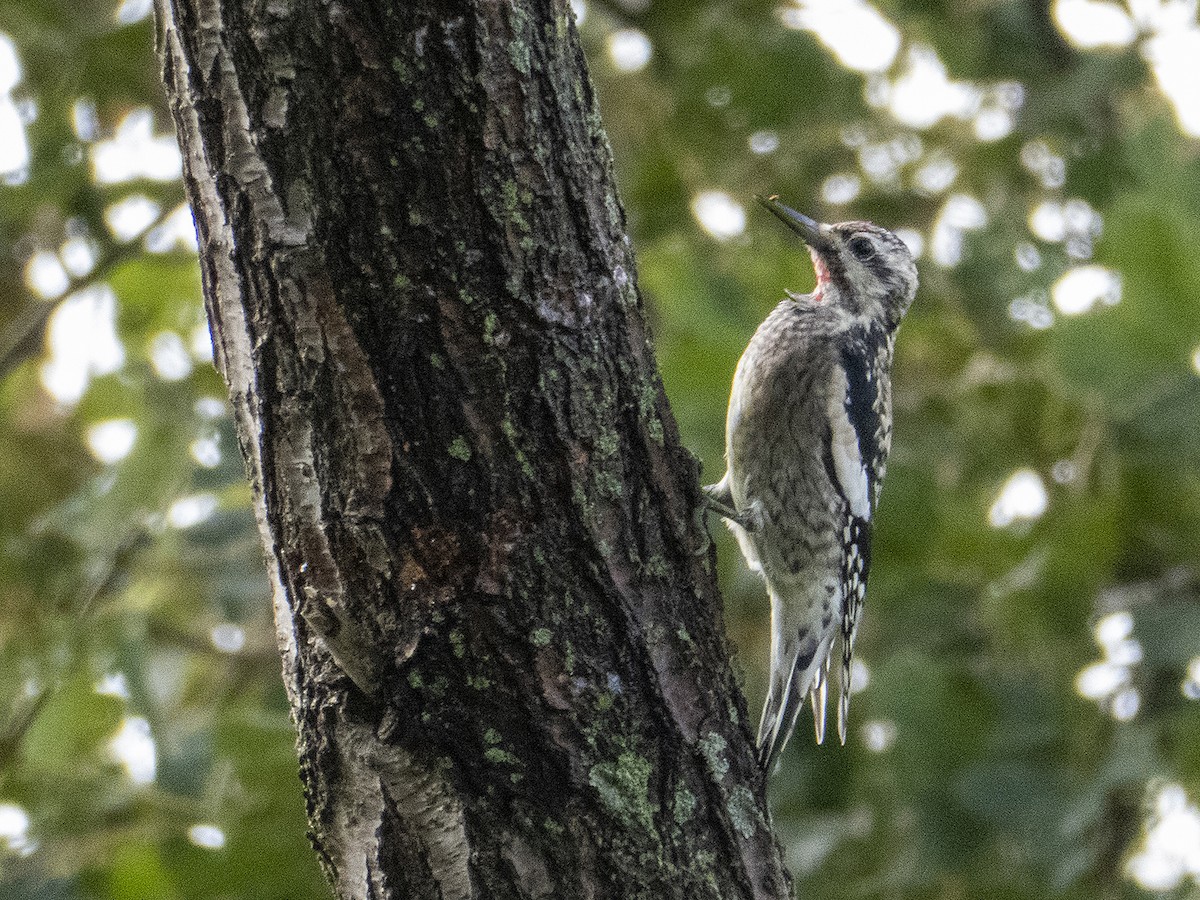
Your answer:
848,236 -> 876,260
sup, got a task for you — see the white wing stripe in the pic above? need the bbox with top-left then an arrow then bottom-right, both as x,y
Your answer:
825,368 -> 871,519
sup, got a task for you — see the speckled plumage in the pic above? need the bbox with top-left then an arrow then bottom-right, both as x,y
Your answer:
707,199 -> 917,772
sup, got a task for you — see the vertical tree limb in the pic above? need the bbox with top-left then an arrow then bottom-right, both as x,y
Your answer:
155,0 -> 789,896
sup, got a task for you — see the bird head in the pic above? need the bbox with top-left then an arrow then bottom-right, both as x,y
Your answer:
757,195 -> 918,327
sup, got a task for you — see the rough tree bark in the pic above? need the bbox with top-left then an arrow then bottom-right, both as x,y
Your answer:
155,1 -> 790,897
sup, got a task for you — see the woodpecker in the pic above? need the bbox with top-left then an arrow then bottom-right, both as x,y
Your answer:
706,195 -> 918,772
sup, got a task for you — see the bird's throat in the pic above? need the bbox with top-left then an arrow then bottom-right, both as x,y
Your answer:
810,250 -> 832,302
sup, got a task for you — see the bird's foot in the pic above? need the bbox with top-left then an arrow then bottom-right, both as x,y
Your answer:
700,487 -> 764,533
702,492 -> 741,523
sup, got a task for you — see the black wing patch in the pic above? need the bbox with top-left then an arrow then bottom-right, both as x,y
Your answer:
835,324 -> 888,743
840,328 -> 885,504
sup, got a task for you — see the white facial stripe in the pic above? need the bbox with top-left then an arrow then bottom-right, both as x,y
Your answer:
826,367 -> 871,519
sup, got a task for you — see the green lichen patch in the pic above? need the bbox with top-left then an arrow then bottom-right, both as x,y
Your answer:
531,627 -> 553,647
589,751 -> 653,830
485,746 -> 521,766
638,379 -> 660,416
500,180 -> 531,233
594,429 -> 620,457
506,4 -> 533,75
726,786 -> 760,839
484,728 -> 503,745
640,554 -> 670,580
698,732 -> 729,780
516,451 -> 535,480
483,311 -> 500,345
646,417 -> 664,445
672,783 -> 696,825
508,39 -> 531,76
595,471 -> 622,498
693,849 -> 719,892
448,436 -> 472,461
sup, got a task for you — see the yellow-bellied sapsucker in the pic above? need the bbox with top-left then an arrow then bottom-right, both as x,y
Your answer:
706,195 -> 918,772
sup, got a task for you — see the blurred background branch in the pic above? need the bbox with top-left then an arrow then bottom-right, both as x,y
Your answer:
0,205 -> 174,380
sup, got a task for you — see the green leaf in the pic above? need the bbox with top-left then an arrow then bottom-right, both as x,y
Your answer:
21,675 -> 124,774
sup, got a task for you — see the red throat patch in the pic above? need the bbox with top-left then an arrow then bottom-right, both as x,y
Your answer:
810,249 -> 830,301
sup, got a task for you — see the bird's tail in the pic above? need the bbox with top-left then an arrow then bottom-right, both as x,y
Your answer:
757,662 -> 804,774
838,625 -> 854,745
757,630 -> 834,773
811,654 -> 831,744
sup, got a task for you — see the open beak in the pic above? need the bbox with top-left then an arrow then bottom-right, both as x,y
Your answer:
756,195 -> 833,253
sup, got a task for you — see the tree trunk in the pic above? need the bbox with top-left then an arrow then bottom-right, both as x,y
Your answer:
154,1 -> 789,897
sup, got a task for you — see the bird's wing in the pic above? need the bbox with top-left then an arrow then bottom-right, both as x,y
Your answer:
825,366 -> 872,520
824,338 -> 885,743
827,337 -> 886,515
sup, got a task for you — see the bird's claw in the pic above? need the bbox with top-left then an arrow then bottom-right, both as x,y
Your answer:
701,488 -> 764,533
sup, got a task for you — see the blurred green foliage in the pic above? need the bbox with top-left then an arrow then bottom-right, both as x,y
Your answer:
1,0 -> 1199,898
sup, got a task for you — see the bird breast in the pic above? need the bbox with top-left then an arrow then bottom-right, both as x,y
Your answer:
726,306 -> 843,571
